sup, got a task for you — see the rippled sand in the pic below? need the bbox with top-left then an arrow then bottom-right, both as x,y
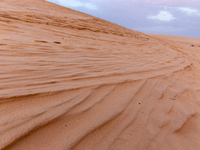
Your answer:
1,0 -> 200,150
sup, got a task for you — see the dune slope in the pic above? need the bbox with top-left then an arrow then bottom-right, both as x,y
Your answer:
1,0 -> 200,149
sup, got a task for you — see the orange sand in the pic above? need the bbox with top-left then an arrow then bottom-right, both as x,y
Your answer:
1,0 -> 200,150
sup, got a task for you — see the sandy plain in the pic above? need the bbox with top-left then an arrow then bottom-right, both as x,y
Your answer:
1,0 -> 200,150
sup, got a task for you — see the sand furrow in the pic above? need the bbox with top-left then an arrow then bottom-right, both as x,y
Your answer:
0,88 -> 94,149
1,0 -> 200,150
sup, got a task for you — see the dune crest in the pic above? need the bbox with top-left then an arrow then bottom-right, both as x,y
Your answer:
1,0 -> 200,150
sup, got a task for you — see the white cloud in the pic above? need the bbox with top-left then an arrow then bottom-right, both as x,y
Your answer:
56,0 -> 97,10
178,7 -> 200,15
148,11 -> 175,21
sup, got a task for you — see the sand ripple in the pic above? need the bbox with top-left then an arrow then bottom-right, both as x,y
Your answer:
1,0 -> 200,150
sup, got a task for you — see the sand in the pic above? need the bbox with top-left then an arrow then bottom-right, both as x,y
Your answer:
1,0 -> 200,149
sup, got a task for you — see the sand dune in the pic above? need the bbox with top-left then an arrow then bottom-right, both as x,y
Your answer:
1,0 -> 200,150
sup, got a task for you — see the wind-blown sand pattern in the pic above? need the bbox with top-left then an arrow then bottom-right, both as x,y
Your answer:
1,0 -> 200,150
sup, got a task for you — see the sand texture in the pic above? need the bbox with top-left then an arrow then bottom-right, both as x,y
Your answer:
1,0 -> 200,149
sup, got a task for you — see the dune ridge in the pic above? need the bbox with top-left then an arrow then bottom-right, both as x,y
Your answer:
1,0 -> 200,150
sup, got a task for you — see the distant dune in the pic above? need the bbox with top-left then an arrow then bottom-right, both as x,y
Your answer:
1,0 -> 200,150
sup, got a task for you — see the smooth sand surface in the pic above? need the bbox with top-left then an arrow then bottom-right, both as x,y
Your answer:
1,0 -> 200,150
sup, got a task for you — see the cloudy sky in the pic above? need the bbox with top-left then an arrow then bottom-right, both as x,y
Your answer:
46,0 -> 200,39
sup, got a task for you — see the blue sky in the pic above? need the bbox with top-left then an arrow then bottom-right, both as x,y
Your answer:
46,0 -> 200,39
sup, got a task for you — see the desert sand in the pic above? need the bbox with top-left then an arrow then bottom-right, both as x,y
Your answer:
1,0 -> 200,150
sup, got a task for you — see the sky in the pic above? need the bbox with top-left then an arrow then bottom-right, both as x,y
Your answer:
46,0 -> 200,39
